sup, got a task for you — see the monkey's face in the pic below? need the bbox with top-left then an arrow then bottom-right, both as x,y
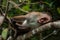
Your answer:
37,13 -> 52,24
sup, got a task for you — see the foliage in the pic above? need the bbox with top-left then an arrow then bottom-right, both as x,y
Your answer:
0,0 -> 60,40
2,28 -> 8,40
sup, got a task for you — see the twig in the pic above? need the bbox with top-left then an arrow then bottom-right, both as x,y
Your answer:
18,2 -> 40,6
6,16 -> 17,37
0,5 -> 6,8
4,0 -> 9,16
0,8 -> 5,16
41,30 -> 58,40
9,1 -> 29,13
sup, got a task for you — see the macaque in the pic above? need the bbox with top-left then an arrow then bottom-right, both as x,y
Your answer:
11,11 -> 52,35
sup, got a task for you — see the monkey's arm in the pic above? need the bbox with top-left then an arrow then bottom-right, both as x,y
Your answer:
11,15 -> 27,25
13,15 -> 26,19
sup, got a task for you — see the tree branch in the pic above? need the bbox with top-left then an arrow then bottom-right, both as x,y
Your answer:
17,21 -> 60,40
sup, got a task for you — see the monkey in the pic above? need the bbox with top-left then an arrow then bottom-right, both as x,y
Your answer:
11,11 -> 52,40
11,11 -> 52,33
11,12 -> 52,29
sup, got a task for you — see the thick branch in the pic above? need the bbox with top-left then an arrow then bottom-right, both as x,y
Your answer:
18,21 -> 60,40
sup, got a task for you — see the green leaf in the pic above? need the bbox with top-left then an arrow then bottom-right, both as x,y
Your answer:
22,5 -> 30,11
2,0 -> 7,6
2,28 -> 9,40
57,8 -> 60,14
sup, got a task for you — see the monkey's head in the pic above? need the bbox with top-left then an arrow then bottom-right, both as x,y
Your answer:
25,12 -> 52,25
36,12 -> 52,24
11,12 -> 52,30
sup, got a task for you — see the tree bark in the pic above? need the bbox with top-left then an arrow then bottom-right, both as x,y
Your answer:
18,21 -> 60,40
